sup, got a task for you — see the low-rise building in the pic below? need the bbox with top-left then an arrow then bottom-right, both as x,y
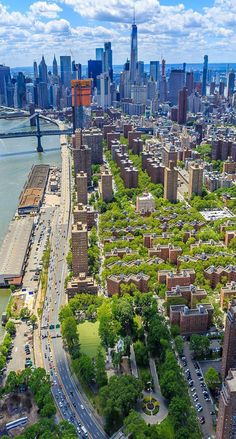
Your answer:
158,269 -> 196,289
107,273 -> 150,296
204,265 -> 236,288
136,192 -> 155,214
220,282 -> 236,309
166,285 -> 207,308
149,244 -> 182,264
67,273 -> 98,299
169,304 -> 213,334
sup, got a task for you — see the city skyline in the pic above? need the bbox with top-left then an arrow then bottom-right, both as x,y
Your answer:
0,0 -> 236,66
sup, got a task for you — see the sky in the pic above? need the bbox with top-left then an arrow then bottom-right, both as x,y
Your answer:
0,0 -> 235,67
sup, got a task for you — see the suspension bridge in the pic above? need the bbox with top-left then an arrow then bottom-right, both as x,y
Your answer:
0,113 -> 73,152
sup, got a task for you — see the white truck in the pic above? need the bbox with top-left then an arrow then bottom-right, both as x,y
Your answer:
81,426 -> 88,437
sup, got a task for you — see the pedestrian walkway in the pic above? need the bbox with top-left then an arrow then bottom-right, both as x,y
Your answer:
139,357 -> 168,424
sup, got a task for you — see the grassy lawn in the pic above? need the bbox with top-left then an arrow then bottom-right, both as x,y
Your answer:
77,320 -> 102,358
156,415 -> 174,439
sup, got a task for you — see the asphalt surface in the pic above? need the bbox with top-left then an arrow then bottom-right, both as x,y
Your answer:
40,144 -> 107,439
183,342 -> 215,439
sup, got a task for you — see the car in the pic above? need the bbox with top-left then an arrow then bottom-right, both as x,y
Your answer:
81,404 -> 84,410
191,387 -> 196,392
197,406 -> 203,412
210,411 -> 215,415
199,416 -> 205,424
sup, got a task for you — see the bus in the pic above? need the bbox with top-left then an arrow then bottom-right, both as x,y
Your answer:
6,417 -> 28,430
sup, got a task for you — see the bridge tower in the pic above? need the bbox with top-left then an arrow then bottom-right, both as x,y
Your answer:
35,114 -> 43,152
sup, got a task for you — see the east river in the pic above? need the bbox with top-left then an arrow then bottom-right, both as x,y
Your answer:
0,116 -> 61,332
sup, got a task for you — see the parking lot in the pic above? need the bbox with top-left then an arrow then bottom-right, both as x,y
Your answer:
182,342 -> 215,439
4,321 -> 34,379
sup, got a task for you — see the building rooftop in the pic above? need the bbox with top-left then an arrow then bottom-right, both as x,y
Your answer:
0,217 -> 33,279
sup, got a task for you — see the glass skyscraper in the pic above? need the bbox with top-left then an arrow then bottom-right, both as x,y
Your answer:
130,21 -> 138,84
202,54 -> 208,96
60,55 -> 72,89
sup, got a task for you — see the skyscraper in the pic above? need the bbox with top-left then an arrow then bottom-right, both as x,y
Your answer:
0,64 -> 11,106
221,302 -> 236,380
227,70 -> 235,98
72,61 -> 81,80
53,55 -> 58,76
60,55 -> 72,89
216,368 -> 236,439
103,42 -> 113,81
178,87 -> 188,124
96,48 -> 104,62
88,60 -> 102,88
169,69 -> 185,105
33,61 -> 38,81
150,61 -> 160,82
16,72 -> 26,108
71,79 -> 92,130
38,56 -> 48,83
72,222 -> 88,277
202,54 -> 208,96
186,71 -> 194,95
130,18 -> 138,85
97,72 -> 111,109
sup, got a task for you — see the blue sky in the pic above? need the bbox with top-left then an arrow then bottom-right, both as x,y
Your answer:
0,0 -> 234,66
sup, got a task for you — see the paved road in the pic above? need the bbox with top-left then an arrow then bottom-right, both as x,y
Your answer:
183,343 -> 215,439
40,143 -> 107,439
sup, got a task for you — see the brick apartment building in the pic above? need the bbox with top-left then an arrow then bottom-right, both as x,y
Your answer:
221,302 -> 236,380
71,222 -> 88,277
107,273 -> 150,296
220,282 -> 236,309
73,203 -> 96,230
169,303 -> 213,334
105,248 -> 138,259
82,128 -> 103,164
212,138 -> 236,161
158,269 -> 196,289
72,144 -> 92,185
67,273 -> 98,299
164,161 -> 178,203
76,171 -> 88,205
166,284 -> 207,308
225,230 -> 236,246
100,170 -> 113,202
162,144 -> 178,167
149,243 -> 182,264
204,265 -> 236,288
216,368 -> 236,439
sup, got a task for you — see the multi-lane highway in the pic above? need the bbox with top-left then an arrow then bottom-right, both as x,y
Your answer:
40,142 -> 107,439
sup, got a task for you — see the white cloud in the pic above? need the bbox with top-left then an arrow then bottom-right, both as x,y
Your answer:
29,1 -> 62,19
0,0 -> 236,65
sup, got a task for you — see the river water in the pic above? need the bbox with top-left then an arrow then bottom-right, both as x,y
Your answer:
0,116 -> 61,334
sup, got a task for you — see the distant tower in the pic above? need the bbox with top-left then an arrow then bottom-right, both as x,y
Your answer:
103,42 -> 113,81
130,11 -> 138,85
186,71 -> 194,95
178,87 -> 188,124
227,70 -> 235,98
202,54 -> 208,96
60,56 -> 72,89
38,55 -> 48,83
161,59 -> 166,77
53,55 -> 58,76
33,61 -> 38,81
